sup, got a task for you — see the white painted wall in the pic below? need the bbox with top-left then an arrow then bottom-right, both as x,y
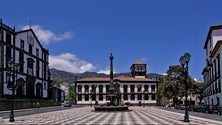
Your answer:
2,29 -> 49,98
76,82 -> 157,105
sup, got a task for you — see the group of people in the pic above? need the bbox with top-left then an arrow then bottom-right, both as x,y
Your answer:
32,102 -> 40,109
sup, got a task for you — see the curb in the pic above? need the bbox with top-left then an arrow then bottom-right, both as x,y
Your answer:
0,106 -> 61,114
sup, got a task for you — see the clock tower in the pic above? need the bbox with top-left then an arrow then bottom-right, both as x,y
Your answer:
130,60 -> 147,78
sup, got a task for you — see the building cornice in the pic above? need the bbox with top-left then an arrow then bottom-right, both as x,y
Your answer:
210,40 -> 222,58
204,25 -> 222,49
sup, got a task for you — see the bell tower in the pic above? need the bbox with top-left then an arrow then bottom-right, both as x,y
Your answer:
130,60 -> 147,78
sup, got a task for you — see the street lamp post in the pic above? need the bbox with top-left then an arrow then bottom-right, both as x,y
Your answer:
179,53 -> 191,123
74,77 -> 77,104
90,89 -> 92,107
143,90 -> 145,107
7,59 -> 20,122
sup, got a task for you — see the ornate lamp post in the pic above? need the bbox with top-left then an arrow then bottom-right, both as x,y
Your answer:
74,77 -> 77,104
90,89 -> 92,107
143,90 -> 145,107
7,59 -> 20,122
179,53 -> 191,122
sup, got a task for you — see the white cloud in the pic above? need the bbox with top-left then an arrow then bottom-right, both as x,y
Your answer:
97,67 -> 116,75
97,69 -> 110,75
141,58 -> 147,61
49,53 -> 95,73
21,25 -> 73,44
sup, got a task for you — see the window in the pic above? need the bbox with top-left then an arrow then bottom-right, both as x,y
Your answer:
138,94 -> 142,100
135,66 -> 139,71
43,60 -> 47,79
44,82 -> 46,90
19,52 -> 24,72
99,95 -> 103,101
151,85 -> 155,92
85,95 -> 89,101
36,48 -> 39,57
139,66 -> 142,71
219,80 -> 221,93
6,33 -> 11,44
137,84 -> 142,92
142,66 -> 145,71
123,85 -> 128,93
20,40 -> 24,49
144,85 -> 149,92
217,54 -> 221,78
85,85 -> 89,93
106,95 -> 110,101
92,94 -> 96,101
6,46 -> 11,67
151,94 -> 156,100
29,44 -> 32,54
78,85 -> 82,93
123,94 -> 128,100
27,58 -> 34,75
214,60 -> 216,80
130,94 -> 135,100
106,85 -> 110,93
78,95 -> 82,101
130,85 -> 135,92
0,31 -> 2,41
144,94 -> 149,100
36,60 -> 40,78
99,85 -> 103,93
92,85 -> 97,93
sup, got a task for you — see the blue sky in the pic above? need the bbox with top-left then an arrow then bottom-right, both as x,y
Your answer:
1,0 -> 222,80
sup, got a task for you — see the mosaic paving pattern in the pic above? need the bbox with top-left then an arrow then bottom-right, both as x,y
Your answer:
1,106 -> 221,125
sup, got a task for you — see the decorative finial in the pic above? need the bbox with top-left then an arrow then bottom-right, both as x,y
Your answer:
110,53 -> 113,60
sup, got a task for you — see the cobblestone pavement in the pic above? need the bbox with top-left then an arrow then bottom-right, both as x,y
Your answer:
1,106 -> 221,125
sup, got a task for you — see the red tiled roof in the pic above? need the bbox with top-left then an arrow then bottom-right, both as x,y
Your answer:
76,77 -> 157,83
135,60 -> 144,64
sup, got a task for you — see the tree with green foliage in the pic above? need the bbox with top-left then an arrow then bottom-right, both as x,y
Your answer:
163,65 -> 195,106
164,65 -> 184,105
157,77 -> 165,106
191,82 -> 204,105
67,85 -> 75,102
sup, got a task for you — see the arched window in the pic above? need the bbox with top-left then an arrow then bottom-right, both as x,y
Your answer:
138,94 -> 142,100
27,58 -> 34,75
78,85 -> 82,93
85,95 -> 89,101
16,78 -> 25,98
84,85 -> 89,93
123,85 -> 128,93
106,85 -> 110,93
151,85 -> 155,92
36,83 -> 42,99
130,85 -> 135,92
99,85 -> 103,93
137,84 -> 142,92
131,94 -> 135,100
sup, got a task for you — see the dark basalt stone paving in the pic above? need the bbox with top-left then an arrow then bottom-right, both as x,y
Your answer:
94,106 -> 129,111
1,107 -> 221,125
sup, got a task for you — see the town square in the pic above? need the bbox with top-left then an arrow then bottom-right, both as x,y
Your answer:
0,0 -> 222,125
0,106 -> 221,125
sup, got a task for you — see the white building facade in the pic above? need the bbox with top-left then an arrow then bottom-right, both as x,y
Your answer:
76,61 -> 158,105
0,19 -> 49,99
202,25 -> 222,106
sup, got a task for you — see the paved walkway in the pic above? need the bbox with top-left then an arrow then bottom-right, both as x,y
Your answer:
1,106 -> 221,125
